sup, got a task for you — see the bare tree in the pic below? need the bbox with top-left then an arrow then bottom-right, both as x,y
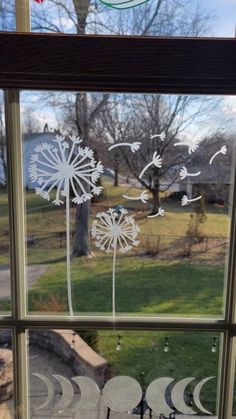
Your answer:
93,96 -> 132,187
0,0 -> 15,31
22,107 -> 41,134
121,94 -> 215,213
30,0 -> 215,253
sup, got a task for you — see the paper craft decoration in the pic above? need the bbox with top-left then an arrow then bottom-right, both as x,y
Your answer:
29,135 -> 103,316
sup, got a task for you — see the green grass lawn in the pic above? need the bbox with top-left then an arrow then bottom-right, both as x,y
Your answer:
96,330 -> 219,413
28,255 -> 224,317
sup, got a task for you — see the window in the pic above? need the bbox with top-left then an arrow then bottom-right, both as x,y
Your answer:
1,1 -> 236,418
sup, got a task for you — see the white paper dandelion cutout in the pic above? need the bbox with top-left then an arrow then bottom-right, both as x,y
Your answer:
29,135 -> 104,316
174,139 -> 200,155
209,145 -> 227,165
29,135 -> 103,205
91,208 -> 140,316
123,190 -> 149,204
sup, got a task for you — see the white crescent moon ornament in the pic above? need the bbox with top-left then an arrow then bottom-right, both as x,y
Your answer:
146,377 -> 175,416
72,376 -> 100,411
171,377 -> 197,415
32,373 -> 54,411
193,376 -> 215,415
102,376 -> 142,412
53,375 -> 74,411
99,0 -> 151,9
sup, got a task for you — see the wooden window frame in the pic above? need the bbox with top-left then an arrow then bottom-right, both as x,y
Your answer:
1,32 -> 236,418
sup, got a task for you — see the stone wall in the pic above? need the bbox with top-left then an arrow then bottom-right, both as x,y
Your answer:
0,329 -> 109,388
0,349 -> 13,403
30,329 -> 108,387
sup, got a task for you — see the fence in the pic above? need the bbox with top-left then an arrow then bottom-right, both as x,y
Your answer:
25,230 -> 228,259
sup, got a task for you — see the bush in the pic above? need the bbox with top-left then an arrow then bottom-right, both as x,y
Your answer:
183,196 -> 207,256
76,330 -> 98,352
144,236 -> 160,256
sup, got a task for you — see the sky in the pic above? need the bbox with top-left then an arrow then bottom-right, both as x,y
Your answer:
202,0 -> 236,37
1,0 -> 236,37
29,0 -> 236,37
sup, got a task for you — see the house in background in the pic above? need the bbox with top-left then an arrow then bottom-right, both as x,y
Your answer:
23,132 -> 56,188
182,164 -> 232,205
0,132 -> 56,188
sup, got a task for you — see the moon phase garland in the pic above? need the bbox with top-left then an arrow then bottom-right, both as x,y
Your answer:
32,374 -> 214,415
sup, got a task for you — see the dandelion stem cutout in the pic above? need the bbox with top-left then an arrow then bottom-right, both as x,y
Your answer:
91,208 -> 140,317
29,135 -> 103,316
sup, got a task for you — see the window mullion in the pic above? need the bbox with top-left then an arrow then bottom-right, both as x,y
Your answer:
4,90 -> 28,418
225,155 -> 236,325
216,152 -> 236,418
5,90 -> 26,320
15,0 -> 30,33
12,327 -> 29,419
217,333 -> 236,419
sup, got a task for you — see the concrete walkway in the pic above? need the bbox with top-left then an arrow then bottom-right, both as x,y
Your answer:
0,265 -> 47,300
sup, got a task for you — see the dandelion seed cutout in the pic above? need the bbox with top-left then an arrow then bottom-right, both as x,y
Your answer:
29,135 -> 104,205
179,167 -> 201,180
147,207 -> 165,218
209,145 -> 227,165
181,195 -> 202,206
150,132 -> 166,142
139,151 -> 162,179
108,142 -> 141,153
123,190 -> 149,204
174,140 -> 199,155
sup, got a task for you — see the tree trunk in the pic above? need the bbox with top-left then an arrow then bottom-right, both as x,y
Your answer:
114,166 -> 119,187
73,0 -> 90,34
73,200 -> 90,256
72,0 -> 91,257
151,190 -> 160,214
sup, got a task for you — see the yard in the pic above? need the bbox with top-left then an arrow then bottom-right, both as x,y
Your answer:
22,177 -> 228,317
0,177 -> 231,414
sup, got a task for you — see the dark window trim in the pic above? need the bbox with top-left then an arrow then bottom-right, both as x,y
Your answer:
1,33 -> 236,94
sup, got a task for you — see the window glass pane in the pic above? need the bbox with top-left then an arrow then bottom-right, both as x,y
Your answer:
31,0 -> 235,38
21,90 -> 235,318
28,329 -> 221,418
0,1 -> 15,32
0,330 -> 14,418
0,91 -> 11,316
